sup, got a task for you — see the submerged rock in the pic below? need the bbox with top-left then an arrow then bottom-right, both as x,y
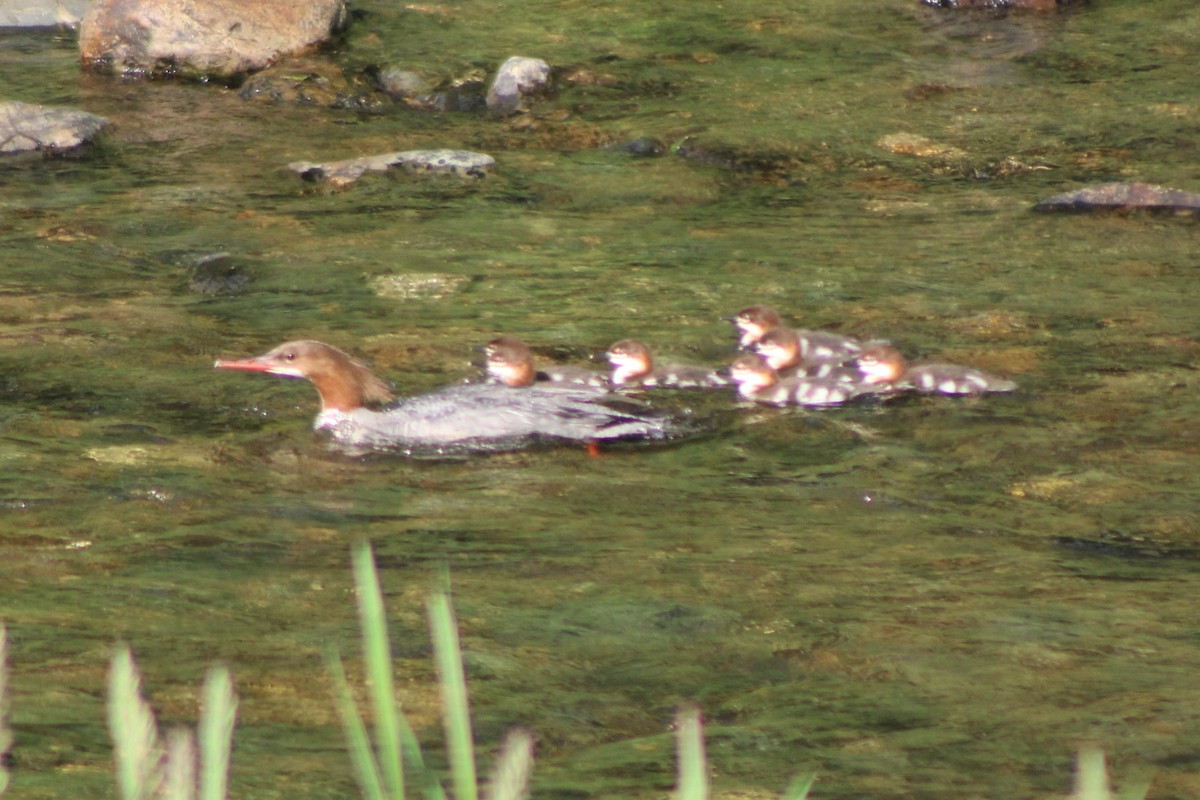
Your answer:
183,252 -> 250,295
486,56 -> 551,117
673,136 -> 805,179
0,100 -> 112,155
877,131 -> 967,159
615,137 -> 667,157
374,67 -> 433,102
78,0 -> 348,79
238,59 -> 388,109
1033,182 -> 1200,215
368,273 -> 471,300
289,150 -> 495,187
922,0 -> 1085,8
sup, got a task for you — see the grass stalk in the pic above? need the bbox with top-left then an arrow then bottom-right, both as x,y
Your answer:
427,588 -> 478,800
108,645 -> 162,800
327,648 -> 388,800
0,625 -> 11,796
1074,747 -> 1113,800
162,729 -> 197,800
199,666 -> 237,800
394,698 -> 448,800
352,542 -> 406,800
781,773 -> 817,800
484,729 -> 534,800
674,705 -> 708,800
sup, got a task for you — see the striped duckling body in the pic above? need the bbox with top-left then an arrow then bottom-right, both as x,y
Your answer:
728,355 -> 871,407
752,327 -> 865,383
855,344 -> 1017,396
484,336 -> 608,388
606,339 -> 728,389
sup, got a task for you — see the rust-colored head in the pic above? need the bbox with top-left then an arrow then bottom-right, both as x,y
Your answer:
215,340 -> 394,411
854,344 -> 906,384
483,335 -> 537,387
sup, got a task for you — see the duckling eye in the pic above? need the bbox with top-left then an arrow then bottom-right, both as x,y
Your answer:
283,351 -> 296,361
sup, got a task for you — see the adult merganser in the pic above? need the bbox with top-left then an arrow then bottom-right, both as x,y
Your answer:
726,305 -> 784,350
752,328 -> 864,379
482,335 -> 608,388
605,339 -> 728,389
854,343 -> 1018,396
728,355 -> 871,407
214,340 -> 681,453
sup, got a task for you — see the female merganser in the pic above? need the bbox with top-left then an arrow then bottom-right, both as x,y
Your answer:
728,355 -> 870,407
605,339 -> 728,389
752,328 -> 864,378
854,343 -> 1017,395
214,340 -> 680,453
482,335 -> 608,388
726,305 -> 784,350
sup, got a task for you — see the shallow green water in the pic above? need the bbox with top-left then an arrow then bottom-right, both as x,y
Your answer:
2,1 -> 1199,798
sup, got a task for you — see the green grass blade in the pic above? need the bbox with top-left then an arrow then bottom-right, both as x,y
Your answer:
0,625 -> 11,795
428,589 -> 478,800
674,705 -> 708,800
107,645 -> 162,800
396,711 -> 448,800
327,648 -> 388,800
353,542 -> 406,800
781,773 -> 817,800
199,666 -> 237,800
483,729 -> 534,800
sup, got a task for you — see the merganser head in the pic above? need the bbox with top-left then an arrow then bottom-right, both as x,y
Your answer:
605,339 -> 653,385
726,305 -> 783,348
214,340 -> 394,412
854,344 -> 906,384
483,336 -> 536,387
728,354 -> 777,395
752,328 -> 801,371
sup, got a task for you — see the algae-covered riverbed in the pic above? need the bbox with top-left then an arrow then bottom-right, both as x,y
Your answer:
1,1 -> 1199,797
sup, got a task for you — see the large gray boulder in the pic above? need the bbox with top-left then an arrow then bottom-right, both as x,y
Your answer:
78,0 -> 348,79
0,101 -> 113,155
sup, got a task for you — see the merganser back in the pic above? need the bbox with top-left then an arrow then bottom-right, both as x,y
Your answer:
728,355 -> 871,407
215,340 -> 681,454
483,336 -> 608,388
854,344 -> 1018,396
605,339 -> 728,389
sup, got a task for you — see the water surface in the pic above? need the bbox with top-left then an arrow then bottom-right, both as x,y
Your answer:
1,1 -> 1199,798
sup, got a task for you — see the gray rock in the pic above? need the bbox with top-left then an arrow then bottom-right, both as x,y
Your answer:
0,0 -> 89,27
78,0 -> 349,79
1033,182 -> 1200,214
376,68 -> 432,101
289,149 -> 495,187
616,137 -> 667,157
486,56 -> 551,116
183,252 -> 250,295
0,100 -> 113,155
